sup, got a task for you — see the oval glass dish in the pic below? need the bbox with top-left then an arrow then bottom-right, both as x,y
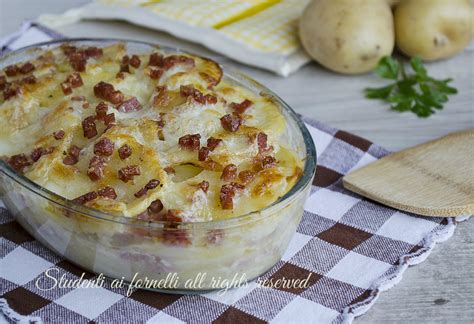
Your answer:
0,39 -> 316,293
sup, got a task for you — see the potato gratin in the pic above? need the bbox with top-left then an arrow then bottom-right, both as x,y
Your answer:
0,43 -> 302,222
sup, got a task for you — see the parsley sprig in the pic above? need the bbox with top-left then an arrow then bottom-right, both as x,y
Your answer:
365,56 -> 458,118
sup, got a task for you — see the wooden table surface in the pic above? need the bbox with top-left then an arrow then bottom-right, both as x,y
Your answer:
1,1 -> 473,323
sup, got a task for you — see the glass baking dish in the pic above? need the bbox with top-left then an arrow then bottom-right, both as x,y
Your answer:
0,39 -> 316,293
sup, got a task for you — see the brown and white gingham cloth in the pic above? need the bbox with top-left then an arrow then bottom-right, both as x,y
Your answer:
0,23 -> 468,324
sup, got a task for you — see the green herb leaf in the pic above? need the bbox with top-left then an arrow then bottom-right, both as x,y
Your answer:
364,56 -> 458,118
410,57 -> 427,79
365,84 -> 394,99
432,78 -> 458,94
374,56 -> 400,80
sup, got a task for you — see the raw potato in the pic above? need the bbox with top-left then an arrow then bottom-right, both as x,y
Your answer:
299,0 -> 395,74
386,0 -> 401,7
395,0 -> 474,61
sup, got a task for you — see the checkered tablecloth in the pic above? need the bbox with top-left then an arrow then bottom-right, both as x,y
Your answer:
0,22 -> 466,324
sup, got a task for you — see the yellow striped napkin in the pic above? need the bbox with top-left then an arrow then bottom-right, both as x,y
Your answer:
38,0 -> 312,76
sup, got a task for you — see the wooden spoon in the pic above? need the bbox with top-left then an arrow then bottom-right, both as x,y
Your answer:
343,130 -> 474,217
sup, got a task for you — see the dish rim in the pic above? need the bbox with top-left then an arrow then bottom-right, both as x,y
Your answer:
0,38 -> 317,229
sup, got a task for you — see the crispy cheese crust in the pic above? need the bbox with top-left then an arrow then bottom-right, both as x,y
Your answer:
0,43 -> 302,222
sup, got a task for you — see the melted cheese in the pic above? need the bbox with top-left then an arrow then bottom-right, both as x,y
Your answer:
0,43 -> 302,221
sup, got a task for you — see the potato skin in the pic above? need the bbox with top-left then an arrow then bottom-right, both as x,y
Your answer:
299,0 -> 395,74
386,0 -> 401,7
395,0 -> 474,61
